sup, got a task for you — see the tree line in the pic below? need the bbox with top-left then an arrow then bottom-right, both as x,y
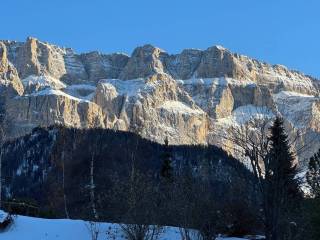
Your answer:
0,117 -> 319,239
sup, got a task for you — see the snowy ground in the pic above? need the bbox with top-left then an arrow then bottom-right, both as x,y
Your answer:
0,212 -> 251,240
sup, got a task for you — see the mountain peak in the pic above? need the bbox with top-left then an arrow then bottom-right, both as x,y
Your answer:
119,44 -> 167,79
26,36 -> 38,42
213,45 -> 227,51
131,44 -> 166,57
0,37 -> 319,163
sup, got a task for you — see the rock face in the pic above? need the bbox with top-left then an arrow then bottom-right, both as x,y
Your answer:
119,44 -> 167,79
80,51 -> 129,82
0,37 -> 319,162
0,42 -> 24,100
6,90 -> 105,137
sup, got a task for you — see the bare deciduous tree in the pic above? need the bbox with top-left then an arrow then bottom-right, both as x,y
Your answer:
111,163 -> 163,240
119,224 -> 163,240
214,112 -> 302,240
119,167 -> 163,240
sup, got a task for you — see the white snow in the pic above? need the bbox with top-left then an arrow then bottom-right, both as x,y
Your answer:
0,210 -> 8,223
63,49 -> 87,74
28,88 -> 91,103
22,75 -> 66,90
100,79 -> 145,97
100,78 -> 159,98
257,66 -> 316,94
177,77 -> 256,88
21,76 -> 97,102
226,78 -> 257,87
177,77 -> 228,86
0,213 -> 249,240
158,101 -> 204,115
66,84 -> 96,92
64,84 -> 96,101
215,45 -> 227,51
232,105 -> 274,125
217,105 -> 274,126
273,91 -> 316,128
273,91 -> 314,99
20,76 -> 96,102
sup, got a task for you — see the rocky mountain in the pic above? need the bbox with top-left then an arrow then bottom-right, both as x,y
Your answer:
0,37 -> 319,162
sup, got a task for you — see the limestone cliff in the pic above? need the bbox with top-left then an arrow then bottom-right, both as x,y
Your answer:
0,37 -> 319,162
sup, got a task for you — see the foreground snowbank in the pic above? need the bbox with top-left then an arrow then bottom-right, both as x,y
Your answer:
0,213 -> 249,240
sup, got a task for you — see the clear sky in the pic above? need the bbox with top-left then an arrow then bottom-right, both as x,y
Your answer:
1,0 -> 319,77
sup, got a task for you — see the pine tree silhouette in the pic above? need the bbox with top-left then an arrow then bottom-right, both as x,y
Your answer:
307,149 -> 320,198
265,117 -> 301,240
160,138 -> 173,182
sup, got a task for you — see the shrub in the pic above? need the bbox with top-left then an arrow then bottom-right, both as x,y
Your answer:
0,211 -> 13,231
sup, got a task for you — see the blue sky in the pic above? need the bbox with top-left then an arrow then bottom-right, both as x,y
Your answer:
2,0 -> 319,77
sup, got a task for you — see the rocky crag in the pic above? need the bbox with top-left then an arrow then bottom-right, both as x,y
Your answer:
0,37 -> 319,163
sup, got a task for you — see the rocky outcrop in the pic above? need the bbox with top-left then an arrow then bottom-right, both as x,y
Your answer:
0,43 -> 8,73
194,46 -> 240,79
0,42 -> 24,99
14,37 -> 67,80
0,37 -> 319,162
80,51 -> 129,82
166,49 -> 202,79
6,90 -> 105,137
93,74 -> 208,144
119,45 -> 167,79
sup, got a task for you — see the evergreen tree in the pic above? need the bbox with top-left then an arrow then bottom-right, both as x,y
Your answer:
306,150 -> 320,240
158,138 -> 174,224
160,138 -> 173,182
307,149 -> 320,198
265,117 -> 301,240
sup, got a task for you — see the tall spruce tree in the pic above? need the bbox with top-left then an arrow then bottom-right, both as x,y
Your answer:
160,138 -> 173,182
307,149 -> 320,198
306,149 -> 320,240
265,117 -> 301,240
158,138 -> 174,223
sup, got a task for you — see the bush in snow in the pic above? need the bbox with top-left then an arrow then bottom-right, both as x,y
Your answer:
0,210 -> 13,231
86,221 -> 101,240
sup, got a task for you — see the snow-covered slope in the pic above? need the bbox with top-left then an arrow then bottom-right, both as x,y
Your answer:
0,213 -> 249,240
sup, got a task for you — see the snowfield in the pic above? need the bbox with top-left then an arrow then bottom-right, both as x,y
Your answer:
29,88 -> 91,103
99,78 -> 160,98
0,212 -> 251,240
158,101 -> 204,115
22,75 -> 67,90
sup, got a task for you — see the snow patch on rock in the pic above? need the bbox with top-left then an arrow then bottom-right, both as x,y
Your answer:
64,84 -> 96,101
158,101 -> 204,115
99,78 -> 160,98
273,91 -> 316,128
218,105 -> 274,126
28,88 -> 90,103
22,75 -> 66,91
